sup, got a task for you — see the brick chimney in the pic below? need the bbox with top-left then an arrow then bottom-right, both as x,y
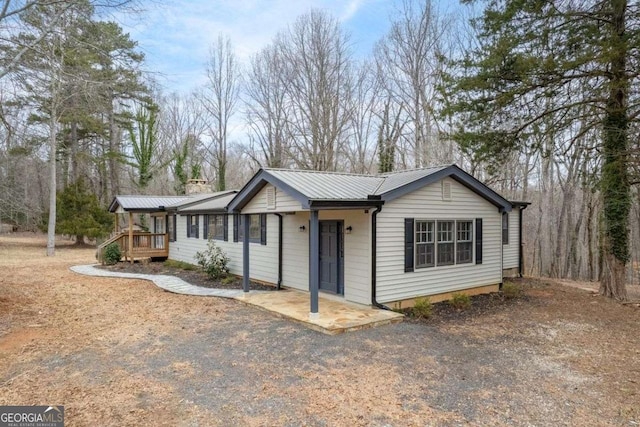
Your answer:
185,178 -> 212,195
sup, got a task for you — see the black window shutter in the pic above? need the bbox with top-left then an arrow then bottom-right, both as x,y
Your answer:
404,218 -> 414,272
233,214 -> 239,242
475,218 -> 483,264
203,215 -> 208,239
223,214 -> 229,241
187,215 -> 191,238
260,214 -> 267,245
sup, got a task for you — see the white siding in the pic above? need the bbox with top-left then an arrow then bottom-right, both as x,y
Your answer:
376,177 -> 503,303
502,209 -> 520,269
280,210 -> 371,305
243,184 -> 302,213
169,214 -> 279,284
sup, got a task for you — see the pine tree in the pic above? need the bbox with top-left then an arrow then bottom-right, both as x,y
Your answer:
447,0 -> 639,300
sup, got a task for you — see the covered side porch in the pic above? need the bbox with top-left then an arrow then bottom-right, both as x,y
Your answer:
102,195 -> 188,263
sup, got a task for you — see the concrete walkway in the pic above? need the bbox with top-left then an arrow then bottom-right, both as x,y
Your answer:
70,264 -> 404,334
70,264 -> 247,298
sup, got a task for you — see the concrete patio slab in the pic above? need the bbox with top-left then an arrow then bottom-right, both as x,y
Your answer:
237,290 -> 404,335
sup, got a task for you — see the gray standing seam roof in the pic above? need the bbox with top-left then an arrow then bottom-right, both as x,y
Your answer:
265,169 -> 384,200
228,164 -> 514,212
178,193 -> 237,213
109,195 -> 191,212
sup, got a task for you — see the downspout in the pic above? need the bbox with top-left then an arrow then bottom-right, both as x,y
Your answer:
274,213 -> 283,290
371,205 -> 391,310
518,205 -> 528,277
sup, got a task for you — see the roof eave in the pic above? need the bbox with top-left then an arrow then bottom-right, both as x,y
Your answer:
308,199 -> 384,209
227,170 -> 310,212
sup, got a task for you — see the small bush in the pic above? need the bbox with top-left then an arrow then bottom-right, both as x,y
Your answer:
412,297 -> 433,319
103,243 -> 122,265
195,239 -> 230,280
164,259 -> 197,271
449,292 -> 472,310
501,282 -> 523,299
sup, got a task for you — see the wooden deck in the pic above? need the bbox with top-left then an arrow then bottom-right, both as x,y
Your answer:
98,232 -> 169,262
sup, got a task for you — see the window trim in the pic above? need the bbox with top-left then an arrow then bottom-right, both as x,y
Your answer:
502,212 -> 509,245
237,214 -> 266,245
436,220 -> 455,266
456,220 -> 473,264
186,214 -> 199,239
415,220 -> 435,269
205,214 -> 226,241
414,219 -> 475,269
167,214 -> 176,242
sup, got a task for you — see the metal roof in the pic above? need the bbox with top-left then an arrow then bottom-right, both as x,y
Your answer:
109,195 -> 191,212
178,193 -> 237,213
108,191 -> 237,213
375,165 -> 448,195
228,164 -> 514,212
266,169 -> 384,200
166,191 -> 236,209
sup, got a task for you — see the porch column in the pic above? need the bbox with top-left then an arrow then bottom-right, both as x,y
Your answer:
128,212 -> 133,264
309,209 -> 319,317
242,214 -> 250,293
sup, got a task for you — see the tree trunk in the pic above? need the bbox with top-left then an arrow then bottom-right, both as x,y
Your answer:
600,248 -> 628,300
46,112 -> 57,257
600,0 -> 630,300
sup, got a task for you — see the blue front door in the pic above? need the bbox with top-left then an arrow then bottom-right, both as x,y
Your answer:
319,221 -> 343,295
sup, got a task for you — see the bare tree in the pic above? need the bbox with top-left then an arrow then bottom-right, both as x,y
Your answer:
375,0 -> 448,168
276,9 -> 353,171
244,43 -> 289,169
200,34 -> 240,191
345,61 -> 379,174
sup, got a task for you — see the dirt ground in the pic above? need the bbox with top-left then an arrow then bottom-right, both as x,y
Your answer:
1,234 -> 639,426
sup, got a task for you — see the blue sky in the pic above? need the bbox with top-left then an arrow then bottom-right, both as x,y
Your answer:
116,0 -> 457,94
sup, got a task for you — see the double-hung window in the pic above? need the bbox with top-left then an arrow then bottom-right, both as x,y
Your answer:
167,214 -> 176,242
415,220 -> 435,268
206,215 -> 225,240
238,214 -> 264,244
502,213 -> 509,245
456,221 -> 473,264
437,221 -> 455,266
187,215 -> 199,238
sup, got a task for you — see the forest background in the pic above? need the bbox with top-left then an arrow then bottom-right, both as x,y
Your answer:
1,0 -> 638,299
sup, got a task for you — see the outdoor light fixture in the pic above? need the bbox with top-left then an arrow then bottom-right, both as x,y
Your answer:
345,226 -> 353,234
299,225 -> 306,232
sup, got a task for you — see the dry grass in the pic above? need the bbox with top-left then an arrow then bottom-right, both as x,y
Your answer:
0,234 -> 639,426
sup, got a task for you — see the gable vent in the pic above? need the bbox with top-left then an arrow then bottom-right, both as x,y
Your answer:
442,181 -> 452,201
266,186 -> 276,209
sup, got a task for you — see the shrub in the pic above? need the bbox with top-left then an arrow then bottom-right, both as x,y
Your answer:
501,282 -> 523,299
103,243 -> 122,265
449,292 -> 472,310
195,239 -> 230,280
412,297 -> 433,319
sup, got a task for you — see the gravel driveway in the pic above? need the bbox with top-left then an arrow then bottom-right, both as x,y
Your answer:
1,235 -> 639,426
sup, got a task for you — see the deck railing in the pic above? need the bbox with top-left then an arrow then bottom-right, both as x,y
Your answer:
97,231 -> 169,262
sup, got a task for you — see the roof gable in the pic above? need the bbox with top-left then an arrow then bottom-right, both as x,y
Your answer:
227,165 -> 513,212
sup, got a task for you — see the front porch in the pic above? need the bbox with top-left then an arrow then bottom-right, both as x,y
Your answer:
238,289 -> 403,334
